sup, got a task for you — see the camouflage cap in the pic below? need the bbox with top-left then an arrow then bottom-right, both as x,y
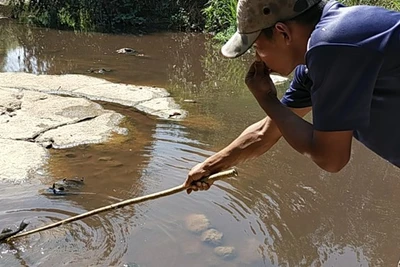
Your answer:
221,0 -> 322,58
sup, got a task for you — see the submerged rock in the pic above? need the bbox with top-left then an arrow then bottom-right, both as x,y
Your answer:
213,246 -> 236,260
185,213 -> 211,234
201,229 -> 223,246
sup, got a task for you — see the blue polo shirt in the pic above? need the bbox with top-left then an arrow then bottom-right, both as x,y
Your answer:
281,0 -> 400,167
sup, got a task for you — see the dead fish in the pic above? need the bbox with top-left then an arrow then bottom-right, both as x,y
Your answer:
0,220 -> 29,242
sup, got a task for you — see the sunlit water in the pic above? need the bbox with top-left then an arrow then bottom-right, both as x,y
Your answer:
1,18 -> 400,267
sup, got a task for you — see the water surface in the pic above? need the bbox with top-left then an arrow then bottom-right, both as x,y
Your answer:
1,18 -> 400,267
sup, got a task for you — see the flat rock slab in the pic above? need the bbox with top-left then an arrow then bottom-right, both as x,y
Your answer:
0,72 -> 187,120
0,87 -> 126,146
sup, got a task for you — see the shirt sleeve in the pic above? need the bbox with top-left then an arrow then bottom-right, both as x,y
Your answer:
280,64 -> 313,108
306,44 -> 384,131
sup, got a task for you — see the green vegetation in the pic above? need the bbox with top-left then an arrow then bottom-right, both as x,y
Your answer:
7,0 -> 400,37
341,0 -> 400,10
9,0 -> 208,33
202,0 -> 237,42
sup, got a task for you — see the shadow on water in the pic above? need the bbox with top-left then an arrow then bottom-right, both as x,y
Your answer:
1,19 -> 400,267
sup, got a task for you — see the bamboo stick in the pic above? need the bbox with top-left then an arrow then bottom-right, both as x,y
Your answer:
7,168 -> 238,242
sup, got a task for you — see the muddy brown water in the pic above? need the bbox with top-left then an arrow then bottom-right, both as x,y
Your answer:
1,18 -> 400,267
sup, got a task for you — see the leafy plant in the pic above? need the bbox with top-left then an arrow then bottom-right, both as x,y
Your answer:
202,0 -> 237,42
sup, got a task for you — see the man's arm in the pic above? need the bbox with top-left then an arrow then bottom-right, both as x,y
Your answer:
184,106 -> 311,193
258,94 -> 352,172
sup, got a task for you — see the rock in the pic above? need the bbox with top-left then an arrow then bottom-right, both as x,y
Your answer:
0,73 -> 186,120
98,156 -> 112,161
36,110 -> 125,149
116,48 -> 136,54
200,229 -> 223,246
116,48 -> 146,57
213,246 -> 236,260
0,139 -> 48,182
185,213 -> 211,233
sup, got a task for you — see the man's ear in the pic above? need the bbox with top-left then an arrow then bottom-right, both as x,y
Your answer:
274,22 -> 292,44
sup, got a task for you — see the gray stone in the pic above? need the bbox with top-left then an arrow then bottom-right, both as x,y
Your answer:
0,139 -> 48,182
185,213 -> 211,233
214,246 -> 236,260
0,72 -> 186,120
36,112 -> 125,149
201,229 -> 223,245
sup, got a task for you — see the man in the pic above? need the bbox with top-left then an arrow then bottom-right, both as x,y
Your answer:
184,0 -> 400,193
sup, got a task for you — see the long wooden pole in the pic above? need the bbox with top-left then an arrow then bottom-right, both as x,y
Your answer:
7,168 -> 238,242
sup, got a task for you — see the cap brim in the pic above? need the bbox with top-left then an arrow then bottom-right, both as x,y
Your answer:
221,31 -> 261,58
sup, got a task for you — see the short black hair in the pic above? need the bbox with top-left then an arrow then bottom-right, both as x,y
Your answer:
261,0 -> 328,39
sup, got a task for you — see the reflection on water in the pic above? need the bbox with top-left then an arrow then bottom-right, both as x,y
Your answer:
1,19 -> 400,267
2,46 -> 51,73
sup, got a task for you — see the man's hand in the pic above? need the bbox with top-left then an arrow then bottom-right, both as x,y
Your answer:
184,163 -> 214,194
245,55 -> 277,100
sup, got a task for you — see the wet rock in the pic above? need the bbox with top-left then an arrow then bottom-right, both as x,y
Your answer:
213,246 -> 236,260
185,213 -> 211,233
116,48 -> 136,54
201,229 -> 223,246
98,156 -> 112,161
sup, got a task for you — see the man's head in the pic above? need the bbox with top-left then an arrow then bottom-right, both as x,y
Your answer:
222,0 -> 326,75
